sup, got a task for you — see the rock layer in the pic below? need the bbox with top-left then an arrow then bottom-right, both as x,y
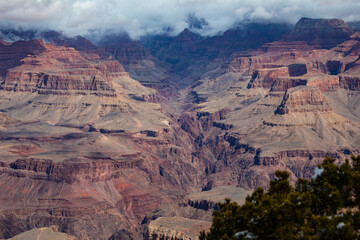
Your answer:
185,24 -> 360,190
286,17 -> 353,49
1,17 -> 360,240
275,86 -> 333,114
147,217 -> 211,240
3,226 -> 75,240
0,40 -> 205,240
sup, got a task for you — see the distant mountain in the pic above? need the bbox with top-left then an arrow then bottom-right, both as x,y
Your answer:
286,17 -> 354,49
0,29 -> 97,51
348,21 -> 360,32
141,22 -> 291,85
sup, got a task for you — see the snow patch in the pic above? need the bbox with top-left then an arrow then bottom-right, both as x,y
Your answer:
234,231 -> 256,239
337,222 -> 345,229
312,166 -> 324,179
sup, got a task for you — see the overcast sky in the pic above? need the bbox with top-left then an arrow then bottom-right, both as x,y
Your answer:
0,0 -> 360,38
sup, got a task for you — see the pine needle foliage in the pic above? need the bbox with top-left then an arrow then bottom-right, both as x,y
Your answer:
200,156 -> 360,240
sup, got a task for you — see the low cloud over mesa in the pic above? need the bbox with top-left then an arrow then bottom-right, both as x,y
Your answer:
1,0 -> 360,38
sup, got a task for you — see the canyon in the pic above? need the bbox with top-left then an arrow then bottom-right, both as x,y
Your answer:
0,17 -> 360,239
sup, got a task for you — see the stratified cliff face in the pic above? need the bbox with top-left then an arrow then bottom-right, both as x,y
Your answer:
275,86 -> 333,114
0,40 -> 46,77
0,40 -> 207,240
4,226 -> 75,240
1,17 -> 360,240
141,23 -> 291,86
98,33 -> 177,95
286,17 -> 354,49
2,44 -> 123,97
183,23 -> 360,190
147,217 -> 211,240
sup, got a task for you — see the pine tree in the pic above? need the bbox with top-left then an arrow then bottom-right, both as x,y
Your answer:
200,156 -> 360,240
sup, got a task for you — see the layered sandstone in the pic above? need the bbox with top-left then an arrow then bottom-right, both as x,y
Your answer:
1,41 -> 125,97
182,186 -> 252,211
1,18 -> 360,240
3,226 -> 75,240
270,77 -> 307,91
0,40 -> 46,77
339,75 -> 360,91
286,17 -> 353,49
0,40 -> 168,133
142,23 -> 290,87
306,74 -> 339,91
183,24 -> 360,190
147,217 -> 211,240
275,86 -> 333,114
100,34 -> 150,65
0,40 -> 206,240
247,67 -> 289,89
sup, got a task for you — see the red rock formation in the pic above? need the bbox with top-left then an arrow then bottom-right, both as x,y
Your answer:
5,227 -> 75,240
339,75 -> 360,91
286,17 -> 353,49
0,38 -> 10,46
41,31 -> 98,52
270,77 -> 307,91
306,75 -> 339,91
275,86 -> 333,114
147,217 -> 211,240
99,34 -> 150,65
0,40 -> 46,77
178,28 -> 360,193
288,63 -> 307,76
1,41 -> 131,97
247,67 -> 289,88
261,41 -> 312,52
2,19 -> 360,240
0,39 -> 203,239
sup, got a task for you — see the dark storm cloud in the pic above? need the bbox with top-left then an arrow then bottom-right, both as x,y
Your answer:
0,0 -> 360,38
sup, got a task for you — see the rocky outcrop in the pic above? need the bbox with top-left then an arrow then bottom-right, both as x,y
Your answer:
288,63 -> 307,76
178,24 -> 360,193
255,150 -> 339,166
0,124 -> 203,239
0,39 -> 205,240
181,186 -> 252,211
108,229 -> 134,240
41,31 -> 98,52
0,39 -> 10,46
170,28 -> 203,54
4,157 -> 142,183
98,33 -> 176,96
327,60 -> 344,75
147,217 -> 211,240
247,67 -> 289,88
270,74 -> 339,92
339,75 -> 360,91
275,86 -> 333,114
142,23 -> 290,87
0,40 -> 46,76
100,34 -> 150,65
286,17 -> 353,49
1,42 -> 129,97
4,226 -> 75,240
261,41 -> 312,52
270,77 -> 307,91
2,18 -> 360,240
306,75 -> 339,92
